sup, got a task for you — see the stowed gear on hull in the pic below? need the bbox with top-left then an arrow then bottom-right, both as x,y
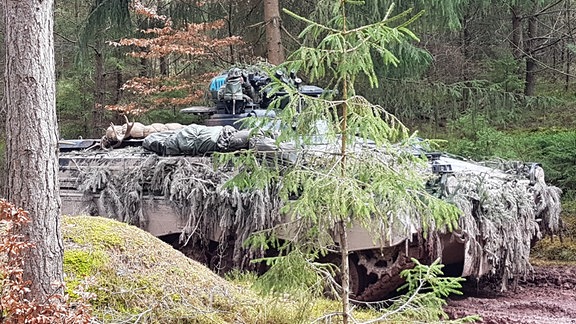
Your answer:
181,67 -> 323,127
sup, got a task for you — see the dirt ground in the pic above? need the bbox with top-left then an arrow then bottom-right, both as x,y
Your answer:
444,264 -> 576,323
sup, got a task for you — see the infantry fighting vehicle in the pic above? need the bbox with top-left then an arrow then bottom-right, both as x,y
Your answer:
58,68 -> 562,301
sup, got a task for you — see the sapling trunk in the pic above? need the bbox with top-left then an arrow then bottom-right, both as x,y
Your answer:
338,220 -> 350,324
339,23 -> 350,318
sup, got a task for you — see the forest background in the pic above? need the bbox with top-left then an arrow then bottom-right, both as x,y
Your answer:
0,0 -> 575,322
1,0 -> 576,198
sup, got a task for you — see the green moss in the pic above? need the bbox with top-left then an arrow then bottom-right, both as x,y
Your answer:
63,247 -> 110,299
63,216 -> 124,248
64,249 -> 108,277
61,215 -> 266,322
170,293 -> 181,302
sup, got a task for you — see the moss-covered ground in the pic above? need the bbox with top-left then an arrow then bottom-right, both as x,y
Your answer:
62,216 -> 388,323
63,216 -> 269,323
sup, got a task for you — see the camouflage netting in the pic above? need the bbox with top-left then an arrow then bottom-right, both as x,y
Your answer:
442,162 -> 562,290
71,147 -> 562,289
74,149 -> 283,269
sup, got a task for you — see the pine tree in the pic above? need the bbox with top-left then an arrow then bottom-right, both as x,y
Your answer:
220,1 -> 460,322
78,0 -> 131,136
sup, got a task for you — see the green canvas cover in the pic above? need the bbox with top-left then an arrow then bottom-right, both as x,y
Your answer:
142,124 -> 249,156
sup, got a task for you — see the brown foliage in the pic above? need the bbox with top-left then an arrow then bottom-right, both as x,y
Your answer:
0,199 -> 93,323
106,1 -> 247,115
111,19 -> 242,59
105,76 -> 208,115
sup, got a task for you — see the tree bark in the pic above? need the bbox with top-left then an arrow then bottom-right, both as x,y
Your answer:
115,64 -> 123,104
4,0 -> 64,301
510,6 -> 523,60
0,0 -> 5,195
139,56 -> 149,77
338,221 -> 350,324
263,0 -> 285,65
564,0 -> 572,92
227,0 -> 235,63
159,56 -> 169,76
93,43 -> 105,137
525,57 -> 537,96
461,12 -> 471,59
524,13 -> 538,96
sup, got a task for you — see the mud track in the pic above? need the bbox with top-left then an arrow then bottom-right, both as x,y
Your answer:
445,265 -> 576,323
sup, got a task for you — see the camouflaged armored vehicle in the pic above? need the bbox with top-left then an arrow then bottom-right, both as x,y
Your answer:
59,69 -> 562,301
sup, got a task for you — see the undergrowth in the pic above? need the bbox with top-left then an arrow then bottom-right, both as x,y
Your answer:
0,199 -> 93,323
0,195 -> 482,322
436,115 -> 576,196
226,258 -> 479,323
532,200 -> 576,263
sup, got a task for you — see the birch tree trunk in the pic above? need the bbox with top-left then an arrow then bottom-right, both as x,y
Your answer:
264,0 -> 285,65
4,0 -> 64,300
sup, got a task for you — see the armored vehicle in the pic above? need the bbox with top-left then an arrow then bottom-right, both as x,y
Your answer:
59,68 -> 562,301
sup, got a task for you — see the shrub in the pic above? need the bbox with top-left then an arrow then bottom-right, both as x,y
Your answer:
442,116 -> 576,195
0,199 -> 93,323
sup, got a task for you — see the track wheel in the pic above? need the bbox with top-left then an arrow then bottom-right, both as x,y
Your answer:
348,254 -> 369,298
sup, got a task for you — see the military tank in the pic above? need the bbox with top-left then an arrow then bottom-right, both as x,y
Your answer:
58,68 -> 563,302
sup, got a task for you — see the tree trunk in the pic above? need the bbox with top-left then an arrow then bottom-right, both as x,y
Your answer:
93,44 -> 105,137
510,6 -> 523,60
339,70 -> 350,324
461,12 -> 471,60
524,13 -> 538,96
0,0 -> 5,195
140,56 -> 149,77
4,0 -> 64,301
263,0 -> 285,65
564,0 -> 572,92
159,56 -> 169,76
525,57 -> 537,96
115,64 -> 123,104
565,48 -> 571,92
227,0 -> 235,63
338,221 -> 350,324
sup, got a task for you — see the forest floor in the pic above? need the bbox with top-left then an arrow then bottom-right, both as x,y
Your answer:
445,263 -> 576,323
443,200 -> 576,323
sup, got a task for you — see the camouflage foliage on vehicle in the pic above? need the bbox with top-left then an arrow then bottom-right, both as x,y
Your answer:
71,147 -> 562,289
